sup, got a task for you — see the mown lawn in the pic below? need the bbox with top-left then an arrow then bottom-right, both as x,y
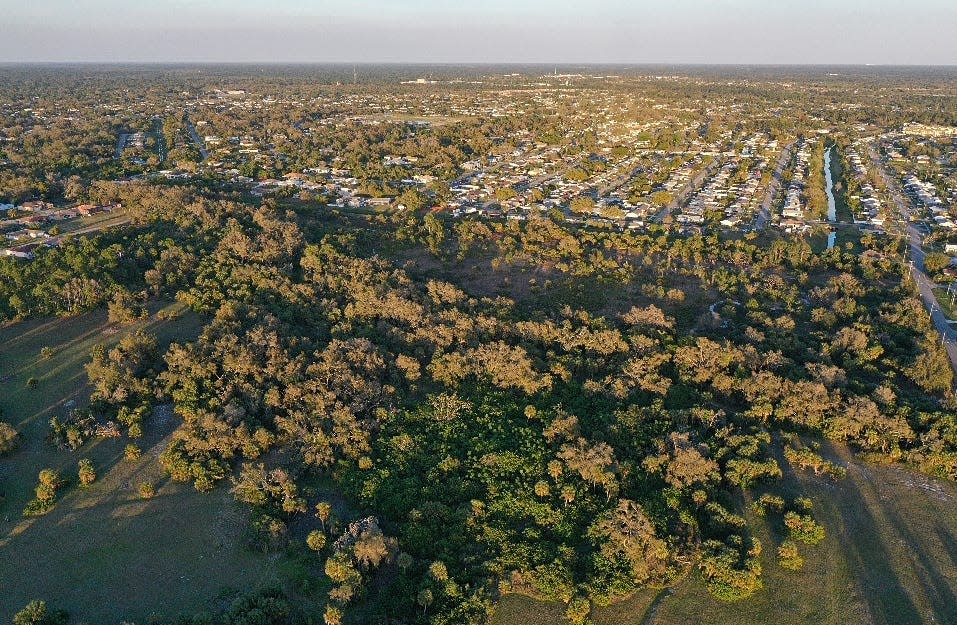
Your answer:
0,303 -> 284,623
489,442 -> 957,625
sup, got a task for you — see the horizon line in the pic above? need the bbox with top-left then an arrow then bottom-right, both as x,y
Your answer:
2,60 -> 957,68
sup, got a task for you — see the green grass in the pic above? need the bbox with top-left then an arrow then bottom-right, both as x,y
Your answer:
488,443 -> 957,625
809,224 -> 863,254
932,287 -> 957,321
490,594 -> 572,625
56,210 -> 131,235
0,303 -> 285,623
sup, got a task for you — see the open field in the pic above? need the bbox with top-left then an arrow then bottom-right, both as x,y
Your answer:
490,443 -> 957,625
57,210 -> 131,235
0,304 -> 284,623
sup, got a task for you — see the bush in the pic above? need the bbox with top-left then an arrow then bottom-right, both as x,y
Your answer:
139,482 -> 156,499
777,540 -> 804,570
784,511 -> 826,545
78,459 -> 96,486
124,443 -> 142,461
49,411 -> 100,451
565,596 -> 591,625
13,600 -> 68,625
0,421 -> 19,455
23,470 -> 63,516
699,536 -> 763,601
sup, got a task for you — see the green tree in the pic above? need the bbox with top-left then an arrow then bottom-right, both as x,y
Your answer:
569,196 -> 595,215
0,422 -> 19,455
307,530 -> 327,553
13,600 -> 68,625
924,252 -> 951,274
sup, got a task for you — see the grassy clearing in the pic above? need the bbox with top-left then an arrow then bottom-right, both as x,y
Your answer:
489,594 -> 572,625
487,443 -> 957,625
0,303 -> 284,623
932,287 -> 957,321
56,210 -> 130,235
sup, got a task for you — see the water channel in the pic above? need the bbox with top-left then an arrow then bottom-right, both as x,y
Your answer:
824,145 -> 837,249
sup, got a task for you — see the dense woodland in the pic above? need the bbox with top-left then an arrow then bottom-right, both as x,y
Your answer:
2,66 -> 957,625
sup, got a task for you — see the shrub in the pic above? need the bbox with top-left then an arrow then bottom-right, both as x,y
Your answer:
777,540 -> 804,571
565,596 -> 591,625
49,411 -> 100,451
24,470 -> 63,516
784,511 -> 826,545
699,536 -> 764,601
323,604 -> 343,625
13,600 -> 68,625
38,469 -> 62,489
124,444 -> 142,461
78,459 -> 96,486
0,421 -> 19,455
138,482 -> 156,499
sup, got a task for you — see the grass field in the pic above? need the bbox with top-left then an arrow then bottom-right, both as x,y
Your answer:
0,304 -> 284,623
489,442 -> 957,625
932,287 -> 957,321
56,210 -> 129,234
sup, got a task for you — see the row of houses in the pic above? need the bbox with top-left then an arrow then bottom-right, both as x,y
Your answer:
903,174 -> 954,230
679,134 -> 775,228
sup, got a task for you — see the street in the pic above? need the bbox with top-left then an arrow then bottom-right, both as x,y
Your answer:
754,141 -> 795,229
868,142 -> 957,373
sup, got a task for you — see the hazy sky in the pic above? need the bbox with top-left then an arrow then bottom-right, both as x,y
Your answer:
2,0 -> 956,64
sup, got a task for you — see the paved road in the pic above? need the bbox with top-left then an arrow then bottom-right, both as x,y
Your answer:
867,142 -> 957,374
114,133 -> 129,160
754,141 -> 795,229
184,116 -> 209,161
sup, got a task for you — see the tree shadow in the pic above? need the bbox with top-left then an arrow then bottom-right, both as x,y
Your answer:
834,479 -> 922,624
878,512 -> 957,625
816,442 -> 923,625
935,522 -> 957,569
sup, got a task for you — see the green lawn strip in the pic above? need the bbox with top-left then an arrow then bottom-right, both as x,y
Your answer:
932,287 -> 957,321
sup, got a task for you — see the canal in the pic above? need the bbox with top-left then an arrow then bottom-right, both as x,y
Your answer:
824,144 -> 837,249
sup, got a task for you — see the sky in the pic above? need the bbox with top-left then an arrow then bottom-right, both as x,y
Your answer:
1,0 -> 956,65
